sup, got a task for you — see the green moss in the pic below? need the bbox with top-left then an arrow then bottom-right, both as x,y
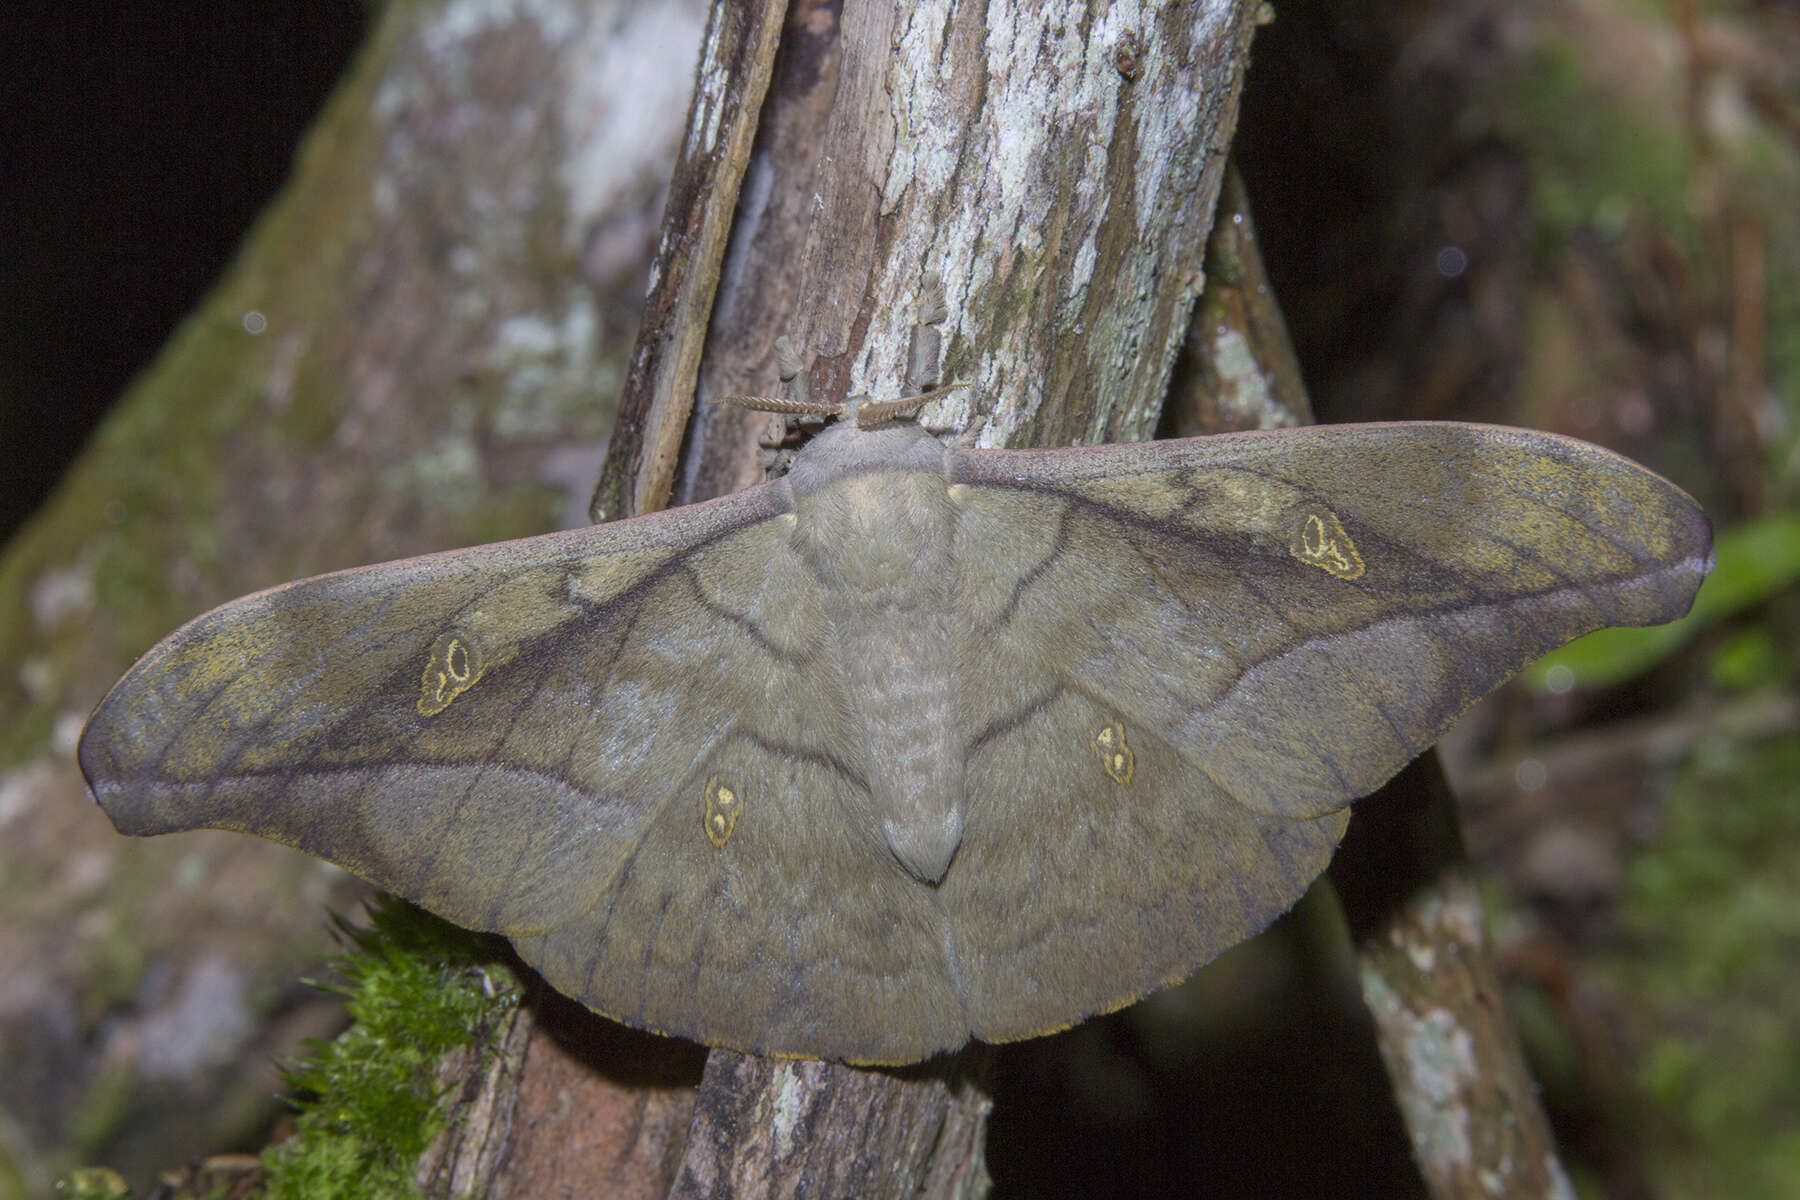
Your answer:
259,897 -> 517,1200
62,1065 -> 140,1163
1607,735 -> 1800,1198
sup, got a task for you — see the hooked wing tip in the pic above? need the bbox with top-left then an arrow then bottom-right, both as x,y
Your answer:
74,703 -> 158,836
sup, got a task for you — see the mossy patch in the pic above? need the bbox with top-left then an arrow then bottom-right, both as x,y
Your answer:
258,897 -> 517,1200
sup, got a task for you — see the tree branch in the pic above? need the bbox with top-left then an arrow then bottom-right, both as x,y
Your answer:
578,0 -> 1264,1193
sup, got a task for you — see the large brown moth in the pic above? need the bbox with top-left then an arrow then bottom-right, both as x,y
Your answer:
78,401 -> 1711,1063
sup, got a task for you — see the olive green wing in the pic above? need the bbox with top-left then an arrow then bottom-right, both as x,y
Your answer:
74,485 -> 779,921
936,422 -> 1709,1040
946,421 -> 1711,823
78,483 -> 949,1057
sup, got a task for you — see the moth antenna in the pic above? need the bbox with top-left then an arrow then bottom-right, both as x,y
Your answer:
854,381 -> 972,428
713,393 -> 845,417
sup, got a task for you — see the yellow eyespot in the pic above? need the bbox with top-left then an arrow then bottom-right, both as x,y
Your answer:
1290,509 -> 1365,580
417,632 -> 487,715
704,775 -> 743,847
1091,720 -> 1134,785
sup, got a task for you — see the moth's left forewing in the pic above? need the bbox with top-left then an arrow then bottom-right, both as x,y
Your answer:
946,423 -> 1711,822
937,422 -> 1707,1041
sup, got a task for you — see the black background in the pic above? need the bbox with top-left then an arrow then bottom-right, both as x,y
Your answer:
1,1 -> 366,543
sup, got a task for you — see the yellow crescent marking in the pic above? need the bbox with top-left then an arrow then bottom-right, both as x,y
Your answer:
704,775 -> 743,847
1290,508 -> 1365,580
1091,720 -> 1134,785
417,632 -> 487,716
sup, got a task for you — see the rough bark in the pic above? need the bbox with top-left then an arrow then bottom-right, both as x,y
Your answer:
670,1053 -> 992,1199
627,0 -> 1262,515
591,0 -> 789,523
1164,163 -> 1314,436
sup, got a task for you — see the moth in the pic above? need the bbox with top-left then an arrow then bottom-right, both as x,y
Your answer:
79,404 -> 1711,1063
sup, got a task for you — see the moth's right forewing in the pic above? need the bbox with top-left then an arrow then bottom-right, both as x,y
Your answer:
78,482 -> 807,941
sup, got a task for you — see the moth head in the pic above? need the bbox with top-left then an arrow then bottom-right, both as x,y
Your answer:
784,415 -> 946,497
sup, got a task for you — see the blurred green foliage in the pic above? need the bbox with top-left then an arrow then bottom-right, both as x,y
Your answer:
1609,735 -> 1800,1198
1495,33 -> 1697,253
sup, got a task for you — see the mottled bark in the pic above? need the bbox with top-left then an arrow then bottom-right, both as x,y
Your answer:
1164,164 -> 1314,436
623,0 -> 1262,514
474,995 -> 705,1200
1332,758 -> 1573,1200
670,1053 -> 991,1199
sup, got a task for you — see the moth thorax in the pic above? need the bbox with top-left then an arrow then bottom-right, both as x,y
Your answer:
794,472 -> 956,595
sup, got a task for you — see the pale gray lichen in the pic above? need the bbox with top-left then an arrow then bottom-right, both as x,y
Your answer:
769,1063 -> 810,1152
558,2 -> 706,240
1360,968 -> 1480,1178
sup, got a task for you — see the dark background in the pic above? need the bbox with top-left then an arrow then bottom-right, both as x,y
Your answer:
1,2 -> 365,543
